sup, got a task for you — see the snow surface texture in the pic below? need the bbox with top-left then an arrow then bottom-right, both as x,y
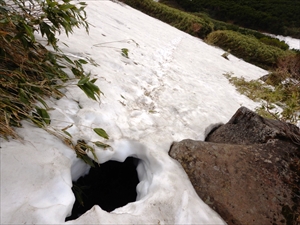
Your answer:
1,1 -> 270,224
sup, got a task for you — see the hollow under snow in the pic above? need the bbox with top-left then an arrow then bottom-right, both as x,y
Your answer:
0,1 -> 270,224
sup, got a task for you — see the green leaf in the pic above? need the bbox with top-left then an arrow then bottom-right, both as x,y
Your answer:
92,141 -> 110,149
86,81 -> 100,94
72,185 -> 85,206
79,154 -> 95,167
77,76 -> 89,85
35,107 -> 51,125
78,83 -> 97,100
121,48 -> 129,58
78,59 -> 88,64
71,67 -> 82,77
77,77 -> 102,101
47,0 -> 58,7
37,97 -> 49,109
90,78 -> 97,83
23,23 -> 34,40
84,144 -> 99,163
19,89 -> 30,104
61,124 -> 73,137
93,128 -> 109,139
60,4 -> 74,11
0,18 -> 8,23
62,54 -> 74,65
62,130 -> 72,138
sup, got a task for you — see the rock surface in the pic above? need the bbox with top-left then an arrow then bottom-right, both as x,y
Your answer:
169,107 -> 300,225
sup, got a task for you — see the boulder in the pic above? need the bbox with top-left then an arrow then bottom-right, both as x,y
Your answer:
205,106 -> 299,145
169,107 -> 300,225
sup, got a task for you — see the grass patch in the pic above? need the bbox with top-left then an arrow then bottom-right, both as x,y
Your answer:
224,61 -> 300,123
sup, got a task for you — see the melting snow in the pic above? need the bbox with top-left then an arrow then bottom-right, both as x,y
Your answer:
1,1 -> 272,224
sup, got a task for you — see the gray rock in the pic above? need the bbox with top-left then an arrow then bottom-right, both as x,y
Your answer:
169,107 -> 300,225
205,106 -> 298,145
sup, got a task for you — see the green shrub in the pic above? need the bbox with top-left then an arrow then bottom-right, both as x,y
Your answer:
159,0 -> 185,10
206,30 -> 288,69
206,17 -> 289,50
121,0 -> 213,38
259,37 -> 289,51
173,0 -> 300,38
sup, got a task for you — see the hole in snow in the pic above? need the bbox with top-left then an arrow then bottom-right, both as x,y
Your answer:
66,157 -> 140,221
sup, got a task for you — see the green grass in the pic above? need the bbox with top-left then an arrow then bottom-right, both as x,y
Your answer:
224,71 -> 300,123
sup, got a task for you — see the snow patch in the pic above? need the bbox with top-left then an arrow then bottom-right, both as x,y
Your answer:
1,1 -> 273,224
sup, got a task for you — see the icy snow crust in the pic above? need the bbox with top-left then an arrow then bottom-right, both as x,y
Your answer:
1,1 -> 269,224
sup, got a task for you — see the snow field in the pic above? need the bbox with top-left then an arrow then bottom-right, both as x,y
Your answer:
1,1 -> 271,224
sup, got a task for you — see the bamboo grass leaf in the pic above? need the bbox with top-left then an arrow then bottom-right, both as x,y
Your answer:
62,130 -> 72,138
79,154 -> 95,167
90,78 -> 97,83
93,128 -> 109,139
35,107 -> 51,125
0,0 -> 94,144
78,59 -> 88,64
61,124 -> 73,137
72,185 -> 85,206
77,76 -> 89,85
92,141 -> 110,149
59,4 -> 74,11
19,89 -> 30,104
